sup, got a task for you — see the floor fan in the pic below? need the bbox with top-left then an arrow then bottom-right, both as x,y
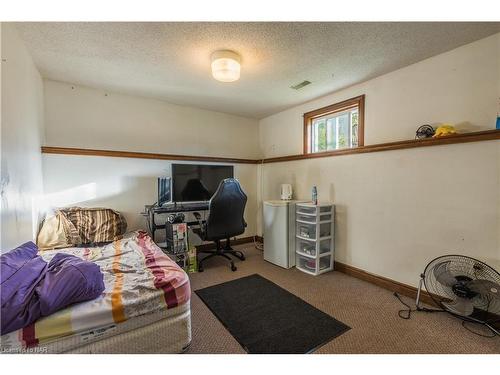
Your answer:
416,255 -> 500,336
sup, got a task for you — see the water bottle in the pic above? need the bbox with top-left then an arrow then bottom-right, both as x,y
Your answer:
497,100 -> 500,129
312,186 -> 318,205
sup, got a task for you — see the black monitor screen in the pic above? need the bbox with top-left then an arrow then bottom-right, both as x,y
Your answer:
172,164 -> 234,202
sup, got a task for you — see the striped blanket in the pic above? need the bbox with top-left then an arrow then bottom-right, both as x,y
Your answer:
0,231 -> 190,351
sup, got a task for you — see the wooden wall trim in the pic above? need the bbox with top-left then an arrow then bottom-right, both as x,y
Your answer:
257,234 -> 436,306
41,146 -> 260,165
303,95 -> 365,154
195,232 -> 438,307
303,95 -> 365,120
263,129 -> 500,164
42,130 -> 500,165
334,261 -> 437,307
195,235 -> 256,251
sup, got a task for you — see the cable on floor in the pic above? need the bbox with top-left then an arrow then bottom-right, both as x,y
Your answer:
461,320 -> 497,338
253,236 -> 263,251
393,292 -> 499,338
394,292 -> 414,319
393,292 -> 444,319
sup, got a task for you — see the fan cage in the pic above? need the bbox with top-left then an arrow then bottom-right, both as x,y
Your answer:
422,254 -> 500,326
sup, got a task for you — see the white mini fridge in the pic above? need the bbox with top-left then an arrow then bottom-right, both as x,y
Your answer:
263,200 -> 302,268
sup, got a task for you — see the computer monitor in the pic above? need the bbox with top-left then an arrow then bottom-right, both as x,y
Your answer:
157,177 -> 172,207
171,164 -> 234,203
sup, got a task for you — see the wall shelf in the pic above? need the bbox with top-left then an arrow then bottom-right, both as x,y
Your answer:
41,146 -> 258,164
41,129 -> 500,165
262,129 -> 500,164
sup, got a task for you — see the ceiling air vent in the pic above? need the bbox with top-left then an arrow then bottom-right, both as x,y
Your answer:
290,80 -> 311,90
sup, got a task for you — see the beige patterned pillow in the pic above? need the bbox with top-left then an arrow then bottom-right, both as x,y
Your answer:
37,207 -> 127,250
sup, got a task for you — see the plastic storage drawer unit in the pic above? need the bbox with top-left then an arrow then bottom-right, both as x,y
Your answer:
295,202 -> 335,276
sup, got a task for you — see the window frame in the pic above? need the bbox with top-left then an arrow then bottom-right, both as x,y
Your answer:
303,95 -> 365,154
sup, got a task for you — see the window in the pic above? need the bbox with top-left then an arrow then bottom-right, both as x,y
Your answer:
303,95 -> 365,154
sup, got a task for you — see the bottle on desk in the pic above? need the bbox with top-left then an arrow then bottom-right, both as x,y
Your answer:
312,186 -> 318,205
496,99 -> 500,129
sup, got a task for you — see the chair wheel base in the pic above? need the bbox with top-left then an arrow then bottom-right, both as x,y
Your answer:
197,239 -> 245,272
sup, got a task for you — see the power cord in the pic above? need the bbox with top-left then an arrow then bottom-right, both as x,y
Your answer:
461,320 -> 497,338
393,292 -> 499,338
393,292 -> 444,319
394,292 -> 414,319
253,236 -> 263,251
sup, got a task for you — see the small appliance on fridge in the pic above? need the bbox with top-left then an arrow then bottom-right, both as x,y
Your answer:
280,184 -> 293,200
263,200 -> 303,268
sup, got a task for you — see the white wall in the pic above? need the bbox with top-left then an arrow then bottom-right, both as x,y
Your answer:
44,80 -> 260,159
42,80 -> 260,240
42,154 -> 258,242
37,32 -> 500,283
259,143 -> 500,285
1,23 -> 45,252
260,33 -> 500,158
258,33 -> 500,284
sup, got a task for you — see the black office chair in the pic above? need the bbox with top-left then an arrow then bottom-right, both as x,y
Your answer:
192,178 -> 247,272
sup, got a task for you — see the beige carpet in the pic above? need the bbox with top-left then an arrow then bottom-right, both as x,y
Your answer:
186,243 -> 500,354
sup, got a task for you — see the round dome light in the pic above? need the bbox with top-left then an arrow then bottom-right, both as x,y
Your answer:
211,50 -> 241,83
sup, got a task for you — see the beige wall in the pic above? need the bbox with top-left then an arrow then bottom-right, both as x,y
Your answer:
260,33 -> 500,158
44,79 -> 260,159
1,24 -> 45,252
258,143 -> 500,286
42,80 -> 261,240
258,33 -> 500,284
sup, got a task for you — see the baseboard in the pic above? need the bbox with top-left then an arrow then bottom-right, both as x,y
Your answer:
197,235 -> 435,306
195,235 -> 256,251
334,261 -> 437,307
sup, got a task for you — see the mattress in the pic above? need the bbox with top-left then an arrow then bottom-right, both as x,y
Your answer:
67,306 -> 191,354
0,231 -> 191,353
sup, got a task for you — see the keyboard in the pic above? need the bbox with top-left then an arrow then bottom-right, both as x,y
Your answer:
177,202 -> 209,210
153,202 -> 209,213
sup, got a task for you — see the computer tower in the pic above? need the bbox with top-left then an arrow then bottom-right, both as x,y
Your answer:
165,221 -> 188,254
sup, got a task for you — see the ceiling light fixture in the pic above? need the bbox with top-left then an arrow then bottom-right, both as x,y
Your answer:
211,50 -> 241,83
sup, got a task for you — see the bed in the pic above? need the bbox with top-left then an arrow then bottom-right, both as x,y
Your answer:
0,231 -> 191,354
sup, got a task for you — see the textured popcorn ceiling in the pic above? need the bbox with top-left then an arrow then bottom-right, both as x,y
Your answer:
15,22 -> 500,119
